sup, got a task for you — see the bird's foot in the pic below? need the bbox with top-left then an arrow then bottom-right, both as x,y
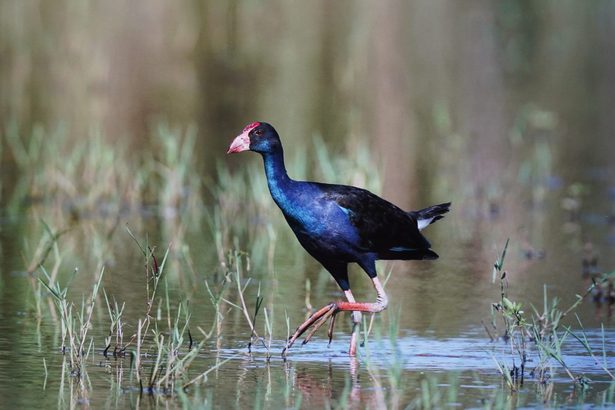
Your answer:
281,285 -> 388,358
282,302 -> 340,358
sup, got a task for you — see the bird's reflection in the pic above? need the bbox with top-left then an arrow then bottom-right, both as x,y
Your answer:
290,357 -> 389,409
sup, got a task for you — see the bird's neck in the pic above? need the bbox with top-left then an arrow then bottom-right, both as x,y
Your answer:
262,149 -> 293,205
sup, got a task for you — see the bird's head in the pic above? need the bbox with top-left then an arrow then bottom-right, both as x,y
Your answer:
227,122 -> 281,155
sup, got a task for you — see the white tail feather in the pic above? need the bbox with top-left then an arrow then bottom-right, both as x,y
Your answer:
417,217 -> 434,231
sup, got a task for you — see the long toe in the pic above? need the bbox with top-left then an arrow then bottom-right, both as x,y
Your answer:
282,302 -> 338,356
302,306 -> 338,345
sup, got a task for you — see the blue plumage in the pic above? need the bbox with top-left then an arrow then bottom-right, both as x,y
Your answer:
228,122 -> 450,291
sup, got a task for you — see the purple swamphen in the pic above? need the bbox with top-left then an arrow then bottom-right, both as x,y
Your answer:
228,122 -> 450,357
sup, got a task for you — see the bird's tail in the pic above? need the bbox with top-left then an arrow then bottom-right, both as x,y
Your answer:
410,202 -> 451,231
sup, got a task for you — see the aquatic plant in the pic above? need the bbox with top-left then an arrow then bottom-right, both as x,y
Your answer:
39,264 -> 104,376
487,239 -> 613,395
3,123 -> 202,227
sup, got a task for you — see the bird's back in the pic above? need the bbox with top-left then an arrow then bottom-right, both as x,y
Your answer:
272,181 -> 435,262
320,183 -> 431,247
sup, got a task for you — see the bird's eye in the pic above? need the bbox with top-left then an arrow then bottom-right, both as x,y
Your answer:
254,129 -> 263,137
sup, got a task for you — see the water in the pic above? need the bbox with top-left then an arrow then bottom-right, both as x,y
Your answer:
1,319 -> 613,408
0,196 -> 613,408
2,2 -> 615,408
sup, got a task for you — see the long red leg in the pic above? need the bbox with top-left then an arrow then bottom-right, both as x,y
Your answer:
345,290 -> 361,356
282,277 -> 388,358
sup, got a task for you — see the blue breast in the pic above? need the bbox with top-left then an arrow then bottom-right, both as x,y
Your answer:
262,150 -> 359,247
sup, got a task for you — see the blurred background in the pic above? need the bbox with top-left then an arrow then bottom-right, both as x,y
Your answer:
1,0 -> 615,311
2,0 -> 615,316
2,0 -> 615,204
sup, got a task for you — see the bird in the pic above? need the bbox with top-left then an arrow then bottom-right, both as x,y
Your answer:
227,122 -> 450,357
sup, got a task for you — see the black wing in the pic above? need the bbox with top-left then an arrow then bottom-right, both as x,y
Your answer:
317,183 -> 433,257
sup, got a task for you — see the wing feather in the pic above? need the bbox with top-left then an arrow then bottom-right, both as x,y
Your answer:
317,183 -> 431,254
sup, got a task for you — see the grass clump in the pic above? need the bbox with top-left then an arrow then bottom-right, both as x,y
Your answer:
486,239 -> 613,395
3,123 -> 202,224
32,224 -> 236,399
39,265 -> 104,376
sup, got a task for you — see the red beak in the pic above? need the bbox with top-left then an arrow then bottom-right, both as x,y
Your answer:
227,131 -> 250,154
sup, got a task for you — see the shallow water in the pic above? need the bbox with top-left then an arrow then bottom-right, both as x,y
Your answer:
1,319 -> 613,408
0,192 -> 614,408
